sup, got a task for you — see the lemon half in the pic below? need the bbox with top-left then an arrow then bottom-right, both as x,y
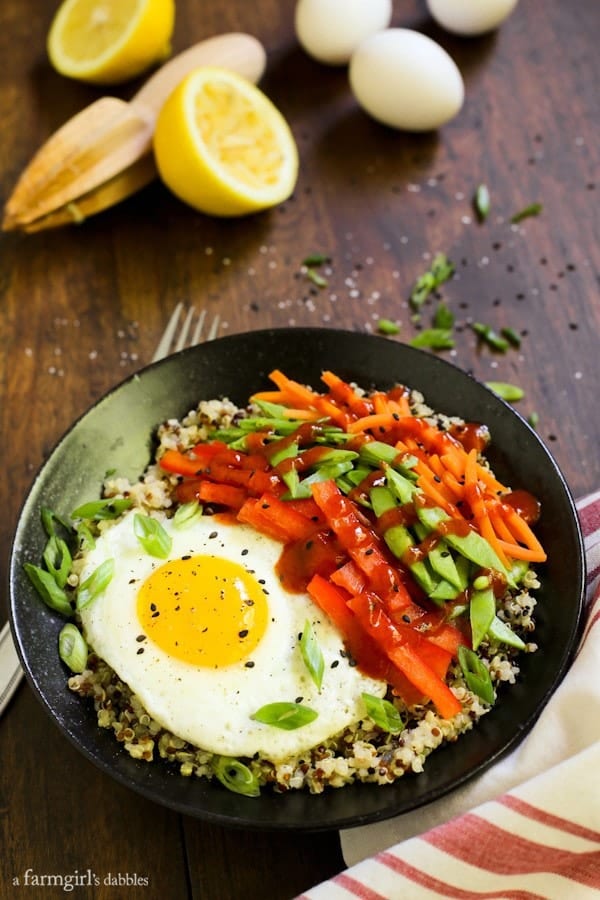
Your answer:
153,67 -> 299,217
47,0 -> 175,85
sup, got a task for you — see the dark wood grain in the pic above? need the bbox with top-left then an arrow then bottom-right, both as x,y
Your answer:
0,0 -> 598,897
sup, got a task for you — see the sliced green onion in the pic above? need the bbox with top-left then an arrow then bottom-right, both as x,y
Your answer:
75,522 -> 96,552
362,692 -> 404,733
23,563 -> 72,617
212,756 -> 261,797
306,268 -> 328,288
71,498 -> 133,521
431,253 -> 455,284
409,253 -> 454,312
485,381 -> 525,402
76,558 -> 115,610
134,514 -> 172,559
302,253 -> 330,267
42,535 -> 72,588
433,302 -> 454,330
377,318 -> 401,335
469,586 -> 496,651
471,322 -> 509,352
250,702 -> 318,730
510,202 -> 542,224
410,328 -> 455,350
500,326 -> 522,348
41,506 -> 74,538
458,646 -> 495,705
474,183 -> 491,221
300,620 -> 325,690
58,623 -> 88,673
172,501 -> 203,529
528,411 -> 539,429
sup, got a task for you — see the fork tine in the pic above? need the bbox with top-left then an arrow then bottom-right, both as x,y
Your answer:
190,308 -> 207,345
152,302 -> 183,362
174,305 -> 196,352
206,313 -> 220,341
153,304 -> 221,362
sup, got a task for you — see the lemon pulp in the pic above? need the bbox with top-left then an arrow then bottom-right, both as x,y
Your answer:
154,67 -> 298,217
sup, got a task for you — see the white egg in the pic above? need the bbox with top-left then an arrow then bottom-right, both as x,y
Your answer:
295,0 -> 392,66
78,510 -> 385,762
426,0 -> 519,36
349,29 -> 464,132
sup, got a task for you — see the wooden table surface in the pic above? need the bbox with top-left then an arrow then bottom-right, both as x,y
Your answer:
1,0 -> 598,897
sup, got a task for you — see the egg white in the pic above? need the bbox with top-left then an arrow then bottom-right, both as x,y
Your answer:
78,510 -> 386,762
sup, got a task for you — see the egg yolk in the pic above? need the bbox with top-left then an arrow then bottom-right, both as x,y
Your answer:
136,555 -> 269,667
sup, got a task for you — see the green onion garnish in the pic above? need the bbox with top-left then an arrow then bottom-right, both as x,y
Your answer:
302,253 -> 330,267
134,514 -> 172,559
471,322 -> 509,352
474,183 -> 491,221
76,558 -> 115,610
362,693 -> 404,733
212,756 -> 261,797
71,498 -> 133,521
306,268 -> 328,288
433,302 -> 455,330
250,702 -> 318,730
458,646 -> 495,705
528,411 -> 539,429
172,502 -> 203,529
409,253 -> 455,312
410,328 -> 455,350
500,326 -> 521,348
510,202 -> 542,223
485,381 -> 525,402
300,620 -> 325,690
58,623 -> 88,673
42,535 -> 72,588
23,563 -> 72,617
377,318 -> 401,335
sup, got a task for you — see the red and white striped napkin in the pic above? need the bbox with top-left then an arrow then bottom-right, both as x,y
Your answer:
299,490 -> 600,899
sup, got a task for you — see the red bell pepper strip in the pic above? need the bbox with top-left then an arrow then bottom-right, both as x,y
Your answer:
306,575 -> 407,693
159,449 -> 203,478
348,592 -> 462,719
311,480 -> 412,603
196,481 -> 247,510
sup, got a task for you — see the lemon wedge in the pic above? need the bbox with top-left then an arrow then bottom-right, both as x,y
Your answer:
153,67 -> 299,217
47,0 -> 175,85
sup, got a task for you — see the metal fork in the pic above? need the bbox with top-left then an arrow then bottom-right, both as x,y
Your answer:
0,303 -> 221,717
152,302 -> 221,362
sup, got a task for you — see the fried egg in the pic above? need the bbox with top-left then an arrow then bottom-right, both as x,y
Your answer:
78,510 -> 386,761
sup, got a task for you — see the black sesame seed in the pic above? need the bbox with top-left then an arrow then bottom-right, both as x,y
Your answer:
209,531 -> 218,539
239,629 -> 249,638
244,660 -> 255,668
136,634 -> 146,642
241,548 -> 249,556
136,648 -> 145,655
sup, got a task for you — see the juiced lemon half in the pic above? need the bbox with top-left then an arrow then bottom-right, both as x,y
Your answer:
153,67 -> 299,217
47,0 -> 175,85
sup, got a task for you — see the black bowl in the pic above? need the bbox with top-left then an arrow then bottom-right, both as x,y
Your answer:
9,328 -> 585,831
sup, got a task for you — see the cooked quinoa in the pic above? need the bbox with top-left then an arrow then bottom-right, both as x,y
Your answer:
66,388 -> 540,795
